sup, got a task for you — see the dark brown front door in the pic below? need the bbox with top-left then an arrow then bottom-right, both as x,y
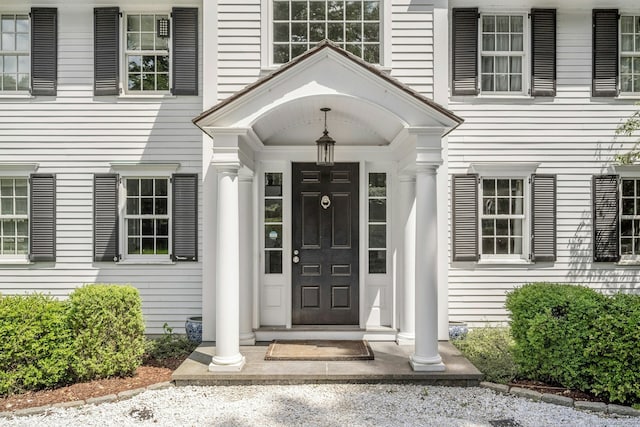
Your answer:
292,162 -> 359,325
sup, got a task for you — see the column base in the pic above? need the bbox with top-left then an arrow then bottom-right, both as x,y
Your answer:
239,333 -> 256,346
409,354 -> 445,372
396,332 -> 415,346
209,354 -> 246,372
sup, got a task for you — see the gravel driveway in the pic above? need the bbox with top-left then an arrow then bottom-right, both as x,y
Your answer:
2,384 -> 638,427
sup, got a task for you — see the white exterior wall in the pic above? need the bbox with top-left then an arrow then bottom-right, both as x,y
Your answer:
447,0 -> 640,326
0,0 -> 203,334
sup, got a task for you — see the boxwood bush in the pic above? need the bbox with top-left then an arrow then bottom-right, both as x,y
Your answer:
506,282 -> 640,404
0,294 -> 74,394
452,327 -> 518,384
68,284 -> 146,381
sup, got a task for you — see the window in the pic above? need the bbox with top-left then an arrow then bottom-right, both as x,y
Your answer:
620,178 -> 640,255
480,15 -> 525,94
480,178 -> 524,257
0,14 -> 29,92
94,7 -> 197,96
452,169 -> 556,263
264,172 -> 283,274
620,15 -> 640,94
0,178 -> 28,257
452,8 -> 556,97
272,0 -> 381,64
125,13 -> 170,93
94,172 -> 197,263
124,178 -> 170,257
368,172 -> 386,273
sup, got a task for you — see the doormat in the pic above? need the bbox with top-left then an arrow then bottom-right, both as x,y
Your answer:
264,340 -> 374,361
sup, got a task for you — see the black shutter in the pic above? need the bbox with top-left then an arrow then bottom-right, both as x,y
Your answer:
592,9 -> 619,97
593,175 -> 619,262
531,174 -> 557,262
30,8 -> 57,96
452,174 -> 479,261
172,174 -> 198,261
531,9 -> 556,97
94,7 -> 120,96
171,8 -> 198,96
29,174 -> 56,262
94,174 -> 119,262
452,8 -> 479,96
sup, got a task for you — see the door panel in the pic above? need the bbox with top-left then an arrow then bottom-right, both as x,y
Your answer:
292,162 -> 359,325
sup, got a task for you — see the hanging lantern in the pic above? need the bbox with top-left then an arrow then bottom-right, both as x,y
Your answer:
316,107 -> 335,166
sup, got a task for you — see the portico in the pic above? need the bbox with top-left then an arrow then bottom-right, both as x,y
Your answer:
193,41 -> 462,372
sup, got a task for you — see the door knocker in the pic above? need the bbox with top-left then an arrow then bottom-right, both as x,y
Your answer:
321,195 -> 331,209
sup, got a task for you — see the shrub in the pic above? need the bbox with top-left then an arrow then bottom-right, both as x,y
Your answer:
506,282 -> 640,404
452,327 -> 518,384
144,323 -> 197,362
505,282 -> 604,390
0,294 -> 74,394
68,284 -> 145,381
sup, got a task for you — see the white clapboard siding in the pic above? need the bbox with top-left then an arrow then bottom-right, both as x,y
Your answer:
447,5 -> 640,326
0,1 -> 203,334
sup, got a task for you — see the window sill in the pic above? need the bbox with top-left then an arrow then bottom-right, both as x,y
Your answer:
615,259 -> 640,266
116,259 -> 175,265
118,94 -> 176,100
0,259 -> 33,265
615,95 -> 640,100
477,258 -> 533,266
0,93 -> 34,99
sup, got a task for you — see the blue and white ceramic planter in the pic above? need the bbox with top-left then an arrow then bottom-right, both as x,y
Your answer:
448,321 -> 469,340
185,316 -> 202,343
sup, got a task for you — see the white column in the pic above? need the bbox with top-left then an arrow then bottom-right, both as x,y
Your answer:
410,165 -> 445,371
239,172 -> 255,345
209,166 -> 246,371
397,175 -> 416,345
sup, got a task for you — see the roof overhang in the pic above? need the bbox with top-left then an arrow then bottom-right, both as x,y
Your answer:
193,40 -> 463,147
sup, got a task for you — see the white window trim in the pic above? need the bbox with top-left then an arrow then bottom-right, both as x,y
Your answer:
0,164 -> 36,263
470,163 -> 538,263
0,176 -> 30,263
478,11 -> 530,97
111,164 -> 178,263
0,12 -> 31,95
260,0 -> 390,70
619,13 -> 640,96
120,11 -> 172,96
613,165 -> 640,263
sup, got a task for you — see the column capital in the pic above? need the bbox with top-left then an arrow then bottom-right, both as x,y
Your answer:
214,162 -> 242,174
399,173 -> 416,183
415,163 -> 440,175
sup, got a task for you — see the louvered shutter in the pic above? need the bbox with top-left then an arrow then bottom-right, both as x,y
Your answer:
94,174 -> 119,262
531,9 -> 556,97
172,174 -> 198,261
592,9 -> 619,97
30,174 -> 56,262
452,8 -> 478,96
452,174 -> 479,261
94,7 -> 120,96
30,8 -> 57,96
531,174 -> 557,262
593,175 -> 619,262
172,8 -> 198,96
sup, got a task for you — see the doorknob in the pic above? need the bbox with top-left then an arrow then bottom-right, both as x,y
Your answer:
292,255 -> 300,264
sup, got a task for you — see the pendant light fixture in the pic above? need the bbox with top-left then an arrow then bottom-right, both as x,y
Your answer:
316,107 -> 335,166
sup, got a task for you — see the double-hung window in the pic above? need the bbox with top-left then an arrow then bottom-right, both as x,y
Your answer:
125,13 -> 170,93
452,8 -> 556,97
480,15 -> 525,94
0,14 -> 30,92
620,15 -> 640,94
452,167 -> 556,263
0,178 -> 29,257
272,0 -> 381,64
94,172 -> 197,263
94,7 -> 198,96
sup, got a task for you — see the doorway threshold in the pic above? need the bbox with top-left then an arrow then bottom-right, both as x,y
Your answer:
254,326 -> 398,342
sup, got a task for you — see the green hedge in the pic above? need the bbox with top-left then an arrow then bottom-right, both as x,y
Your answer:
0,294 -> 74,394
452,327 -> 518,384
506,282 -> 640,404
69,284 -> 145,381
0,284 -> 145,395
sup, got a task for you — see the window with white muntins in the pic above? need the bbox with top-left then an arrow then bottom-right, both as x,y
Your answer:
620,15 -> 640,94
124,13 -> 170,93
480,14 -> 526,94
0,178 -> 28,257
620,178 -> 640,255
124,177 -> 170,258
0,14 -> 29,92
272,0 -> 381,64
480,178 -> 525,257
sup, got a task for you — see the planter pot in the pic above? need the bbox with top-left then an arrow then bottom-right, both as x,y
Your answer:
185,316 -> 202,343
448,321 -> 469,340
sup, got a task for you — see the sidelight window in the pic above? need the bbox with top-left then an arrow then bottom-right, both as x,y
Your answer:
368,172 -> 386,273
264,172 -> 283,274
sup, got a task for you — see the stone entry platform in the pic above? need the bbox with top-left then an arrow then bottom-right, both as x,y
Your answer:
172,341 -> 483,386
